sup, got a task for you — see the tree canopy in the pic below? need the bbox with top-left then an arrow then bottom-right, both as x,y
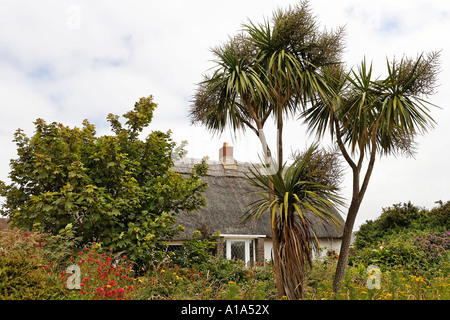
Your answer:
0,96 -> 209,264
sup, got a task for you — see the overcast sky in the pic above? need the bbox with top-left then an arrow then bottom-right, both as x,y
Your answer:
1,0 -> 449,230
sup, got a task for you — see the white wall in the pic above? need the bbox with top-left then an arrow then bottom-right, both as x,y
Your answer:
262,238 -> 342,262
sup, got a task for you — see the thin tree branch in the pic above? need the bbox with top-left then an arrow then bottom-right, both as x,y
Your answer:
261,104 -> 274,126
334,118 -> 357,171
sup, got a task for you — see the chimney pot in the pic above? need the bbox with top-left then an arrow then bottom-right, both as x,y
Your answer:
219,142 -> 235,166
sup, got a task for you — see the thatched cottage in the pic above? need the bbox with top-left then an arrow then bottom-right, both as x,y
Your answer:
171,143 -> 344,265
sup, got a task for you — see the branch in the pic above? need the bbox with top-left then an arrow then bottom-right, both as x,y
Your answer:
334,118 -> 357,171
241,118 -> 259,136
261,104 -> 274,126
359,120 -> 380,200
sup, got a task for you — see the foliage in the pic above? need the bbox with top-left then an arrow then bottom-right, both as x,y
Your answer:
354,202 -> 428,249
427,201 -> 450,231
351,230 -> 450,277
0,96 -> 209,265
1,228 -> 448,300
304,49 -> 441,292
355,201 -> 450,250
190,1 -> 344,136
304,256 -> 450,300
189,0 -> 346,300
0,229 -> 68,299
65,243 -> 137,300
135,256 -> 277,300
244,143 -> 343,299
170,230 -> 220,268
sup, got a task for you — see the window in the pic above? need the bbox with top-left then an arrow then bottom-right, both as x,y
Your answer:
231,241 -> 245,261
222,238 -> 255,266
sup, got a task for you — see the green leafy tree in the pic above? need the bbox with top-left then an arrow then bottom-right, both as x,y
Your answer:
0,96 -> 208,265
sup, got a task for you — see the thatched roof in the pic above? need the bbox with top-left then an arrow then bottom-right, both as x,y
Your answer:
172,158 -> 344,241
0,218 -> 10,230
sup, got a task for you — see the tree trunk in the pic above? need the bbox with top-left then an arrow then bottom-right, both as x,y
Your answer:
267,149 -> 285,298
246,99 -> 285,298
332,131 -> 377,295
277,103 -> 283,170
270,195 -> 285,298
332,199 -> 361,294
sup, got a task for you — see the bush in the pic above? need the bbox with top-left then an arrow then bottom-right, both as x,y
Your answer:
355,201 -> 450,250
354,202 -> 428,249
133,255 -> 276,300
170,230 -> 220,268
351,230 -> 450,277
414,231 -> 450,265
427,201 -> 450,231
0,229 -> 138,300
0,229 -> 69,299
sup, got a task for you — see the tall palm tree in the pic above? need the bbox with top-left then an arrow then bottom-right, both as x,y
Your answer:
244,144 -> 343,299
303,51 -> 441,294
190,1 -> 345,298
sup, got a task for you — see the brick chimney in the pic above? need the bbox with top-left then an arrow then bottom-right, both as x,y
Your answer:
219,142 -> 237,169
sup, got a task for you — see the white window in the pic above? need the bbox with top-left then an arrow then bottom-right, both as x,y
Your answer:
222,236 -> 258,266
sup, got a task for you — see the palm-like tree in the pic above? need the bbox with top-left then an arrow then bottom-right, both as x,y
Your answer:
244,2 -> 345,167
190,1 -> 345,298
244,144 -> 343,299
304,51 -> 440,293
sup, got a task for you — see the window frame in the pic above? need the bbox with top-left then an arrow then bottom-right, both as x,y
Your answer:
222,235 -> 261,266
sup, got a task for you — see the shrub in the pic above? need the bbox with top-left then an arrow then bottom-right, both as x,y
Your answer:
427,201 -> 450,231
352,230 -> 450,276
414,231 -> 450,264
0,229 -> 69,299
354,202 -> 428,249
170,230 -> 220,268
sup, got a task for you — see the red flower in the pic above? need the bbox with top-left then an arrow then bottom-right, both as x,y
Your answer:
95,287 -> 104,294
